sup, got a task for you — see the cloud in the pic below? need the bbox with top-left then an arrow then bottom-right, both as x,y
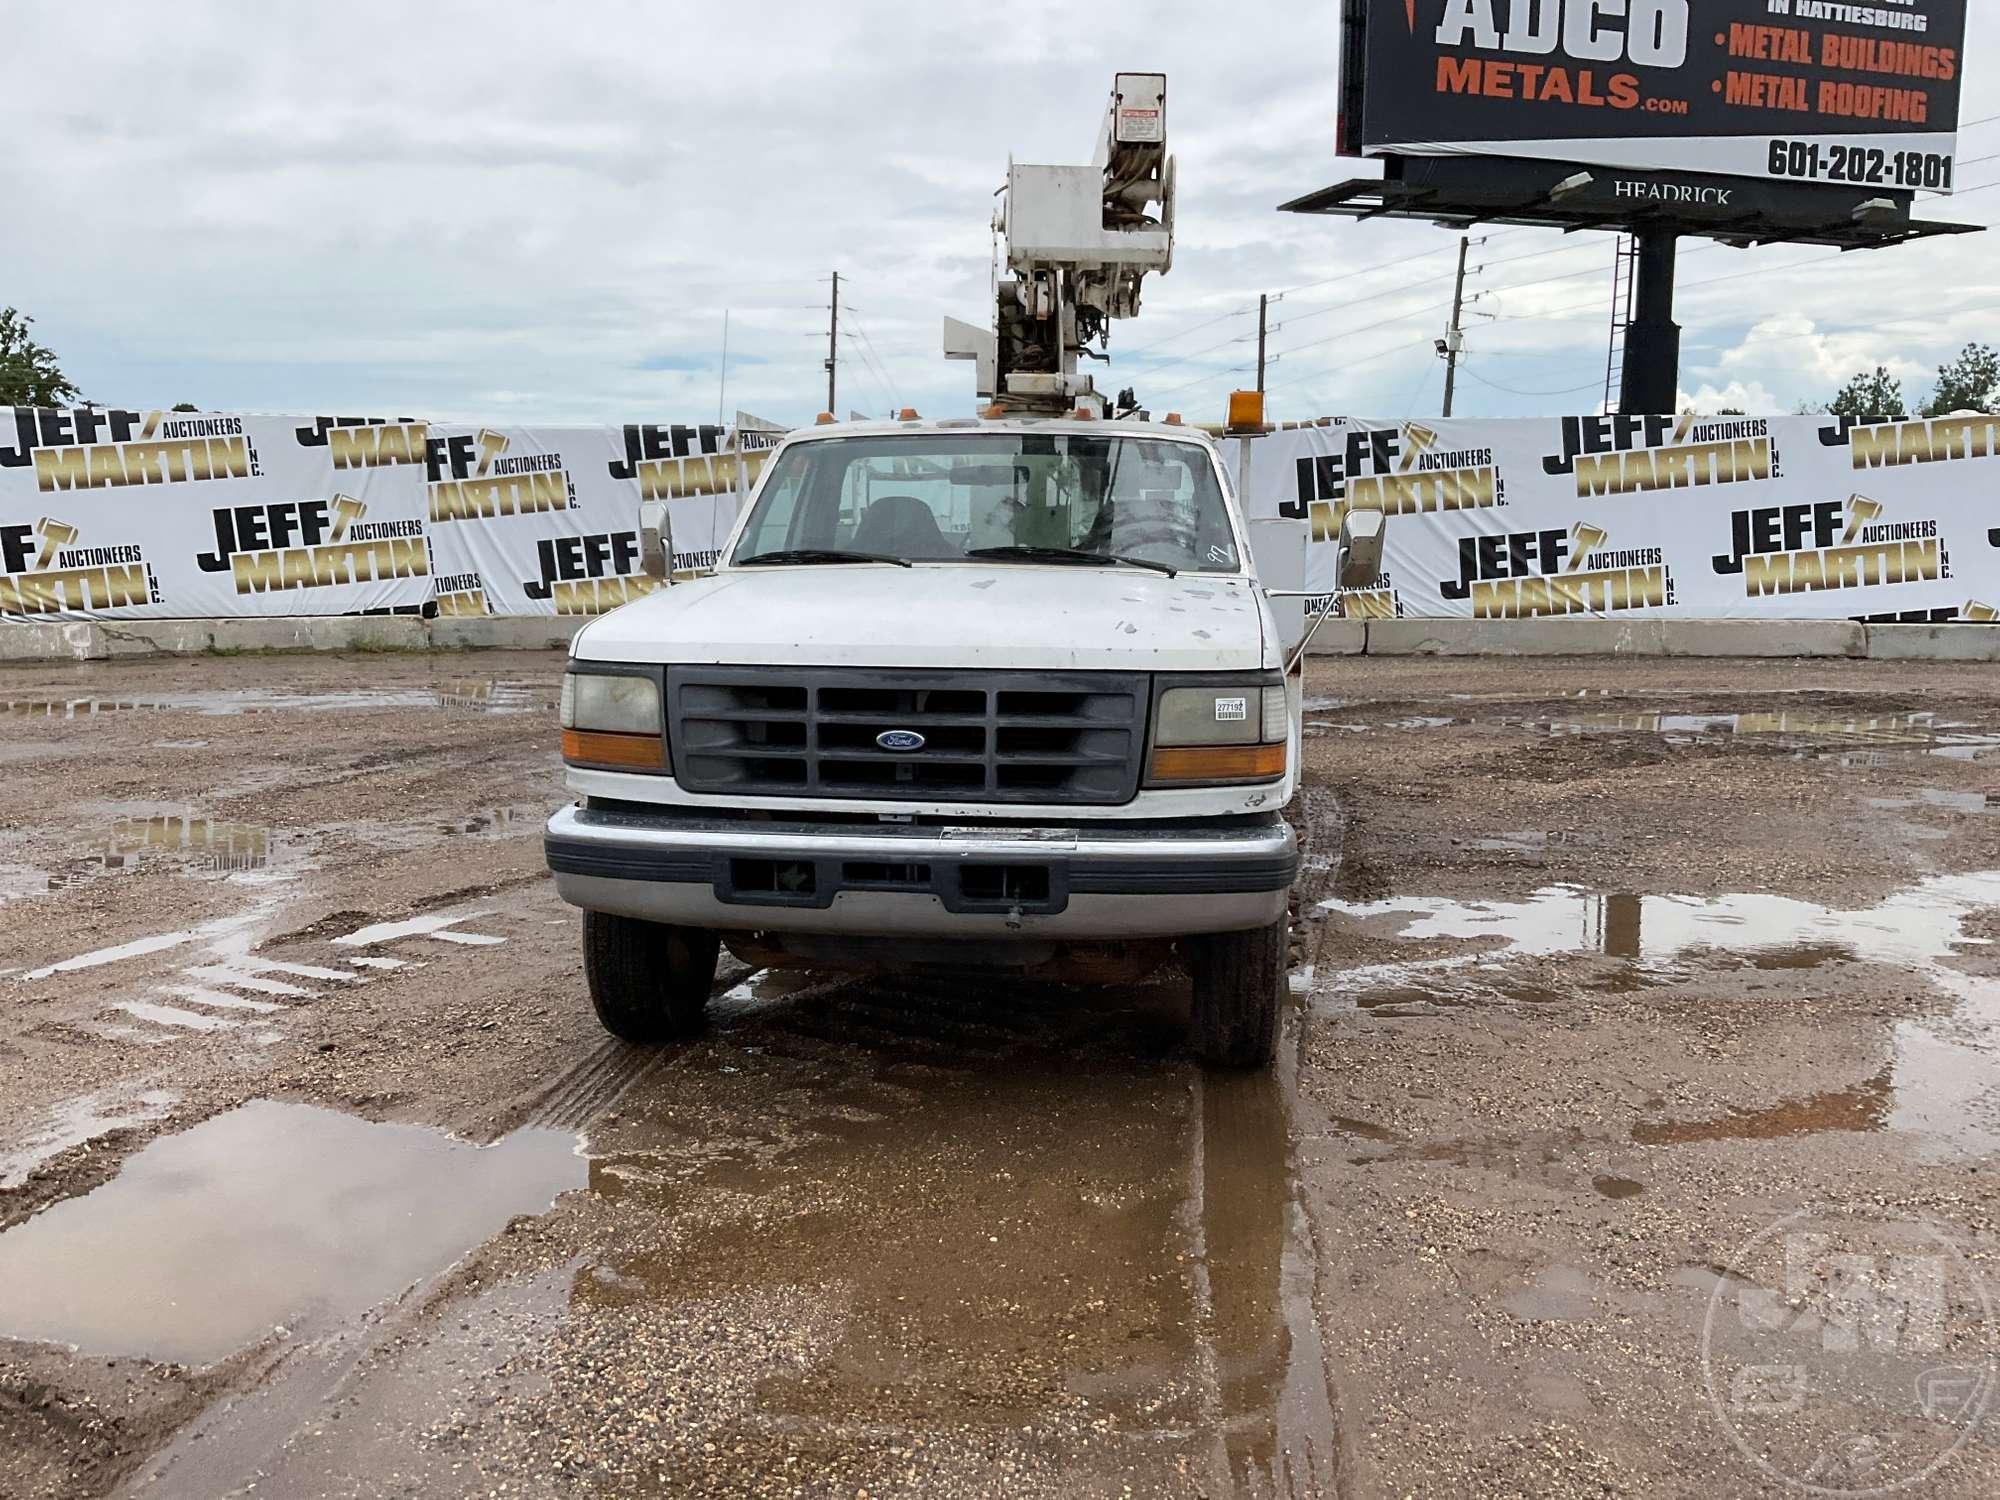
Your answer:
1718,315 -> 1931,386
1677,377 -> 1779,414
1,2 -> 1994,425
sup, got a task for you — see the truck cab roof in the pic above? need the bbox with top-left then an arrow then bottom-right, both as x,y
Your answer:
778,416 -> 1218,447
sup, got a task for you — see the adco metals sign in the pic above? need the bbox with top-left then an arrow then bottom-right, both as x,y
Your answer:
1340,1 -> 1969,191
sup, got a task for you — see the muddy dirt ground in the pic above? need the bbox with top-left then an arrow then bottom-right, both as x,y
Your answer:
1,650 -> 1997,1498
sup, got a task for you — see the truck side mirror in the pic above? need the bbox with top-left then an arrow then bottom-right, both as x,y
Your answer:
1336,508 -> 1384,591
1248,517 -> 1310,659
639,499 -> 673,583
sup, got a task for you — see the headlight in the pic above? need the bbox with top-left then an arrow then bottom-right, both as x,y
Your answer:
560,667 -> 669,773
1146,679 -> 1288,787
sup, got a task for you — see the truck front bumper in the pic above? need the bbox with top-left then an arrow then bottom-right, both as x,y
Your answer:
544,804 -> 1297,939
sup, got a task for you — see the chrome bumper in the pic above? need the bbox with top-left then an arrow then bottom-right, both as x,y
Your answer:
544,804 -> 1296,939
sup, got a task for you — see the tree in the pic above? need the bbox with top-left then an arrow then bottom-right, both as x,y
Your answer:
171,402 -> 199,412
1828,366 -> 1906,422
0,306 -> 81,408
1924,342 -> 1998,415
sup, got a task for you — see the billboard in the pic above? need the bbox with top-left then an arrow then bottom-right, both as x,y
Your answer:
1341,1 -> 1969,190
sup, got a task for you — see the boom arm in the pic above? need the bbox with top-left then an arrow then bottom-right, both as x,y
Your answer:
945,73 -> 1176,416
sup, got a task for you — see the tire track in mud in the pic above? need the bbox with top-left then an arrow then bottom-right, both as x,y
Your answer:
530,1040 -> 669,1132
1288,782 -> 1350,973
524,959 -> 766,1132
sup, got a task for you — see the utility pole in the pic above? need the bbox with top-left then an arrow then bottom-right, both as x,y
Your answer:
1441,234 -> 1470,419
717,308 -> 730,428
1256,293 -> 1270,395
824,272 -> 840,415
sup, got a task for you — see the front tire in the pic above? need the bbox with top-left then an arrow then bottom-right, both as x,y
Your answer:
582,911 -> 719,1043
1189,917 -> 1285,1070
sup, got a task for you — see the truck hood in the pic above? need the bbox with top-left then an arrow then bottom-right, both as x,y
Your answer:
574,564 -> 1271,672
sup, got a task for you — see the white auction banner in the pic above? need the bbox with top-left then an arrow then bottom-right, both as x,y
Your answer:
0,408 -> 431,618
2,409 -> 774,620
425,422 -> 766,618
11,405 -> 1994,624
1244,412 -> 2000,624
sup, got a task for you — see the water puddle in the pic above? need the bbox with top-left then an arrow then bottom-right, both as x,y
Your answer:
1868,789 -> 1998,816
450,804 -> 546,839
1503,1264 -> 1600,1322
0,1089 -> 179,1191
88,812 -> 289,874
0,1100 -> 583,1365
1325,874 -> 2000,971
0,807 -> 305,900
1324,874 -> 2000,1157
1312,714 -> 1457,735
1520,709 -> 2000,760
0,863 -> 49,904
1,679 -> 552,719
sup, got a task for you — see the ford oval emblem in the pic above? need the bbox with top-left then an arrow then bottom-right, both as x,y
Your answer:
876,729 -> 927,753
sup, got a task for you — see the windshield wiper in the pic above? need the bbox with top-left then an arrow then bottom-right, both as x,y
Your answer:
739,548 -> 912,569
963,545 -> 1177,578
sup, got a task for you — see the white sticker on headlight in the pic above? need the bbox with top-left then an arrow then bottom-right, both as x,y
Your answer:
1215,697 -> 1249,723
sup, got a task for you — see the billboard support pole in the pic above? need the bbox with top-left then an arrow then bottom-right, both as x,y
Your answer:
1618,232 -> 1680,416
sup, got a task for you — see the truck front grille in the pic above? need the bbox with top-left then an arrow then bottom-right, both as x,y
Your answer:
667,667 -> 1146,805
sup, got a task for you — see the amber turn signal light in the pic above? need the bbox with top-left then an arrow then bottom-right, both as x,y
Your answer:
561,728 -> 667,771
1147,742 -> 1287,786
1225,390 -> 1266,434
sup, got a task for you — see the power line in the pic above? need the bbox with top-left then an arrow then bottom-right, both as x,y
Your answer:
1272,240 -> 1463,298
1265,333 -> 1435,396
1459,365 -> 1606,398
1143,362 -> 1254,405
1114,303 -> 1256,361
1123,234 -> 1533,362
1265,299 -> 1454,363
849,320 -> 904,410
841,314 -> 903,413
1118,324 -> 1268,383
838,328 -> 893,416
1272,267 -> 1456,335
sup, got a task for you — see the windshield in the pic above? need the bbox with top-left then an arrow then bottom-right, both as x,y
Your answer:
729,433 -> 1242,573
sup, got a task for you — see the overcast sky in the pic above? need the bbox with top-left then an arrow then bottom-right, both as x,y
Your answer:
3,3 -> 1995,428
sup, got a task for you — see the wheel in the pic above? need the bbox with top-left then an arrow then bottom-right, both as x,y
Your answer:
581,911 -> 720,1043
1189,916 -> 1285,1070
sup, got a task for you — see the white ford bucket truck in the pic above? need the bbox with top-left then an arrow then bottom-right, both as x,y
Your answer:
543,413 -> 1383,1068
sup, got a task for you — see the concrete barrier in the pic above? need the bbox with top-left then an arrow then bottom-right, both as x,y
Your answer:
1865,624 -> 2000,662
95,621 -> 217,657
430,618 -> 585,652
206,617 -> 428,654
1301,621 -> 1367,656
0,619 -> 102,662
0,615 -> 1994,665
1361,619 -> 1660,657
1650,620 -> 1866,658
1363,618 -> 1868,659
